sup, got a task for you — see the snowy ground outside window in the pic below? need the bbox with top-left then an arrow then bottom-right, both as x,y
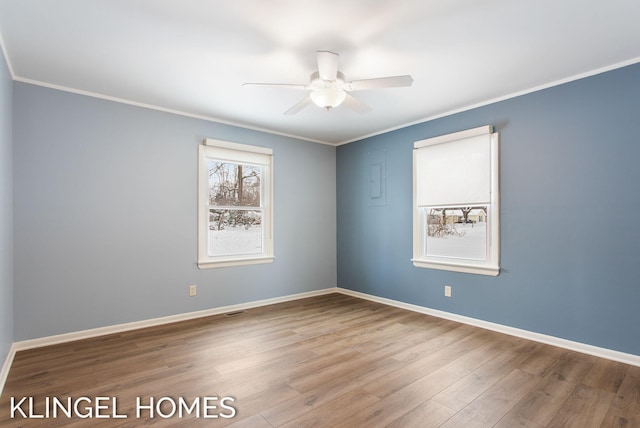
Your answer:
209,225 -> 262,256
426,222 -> 487,260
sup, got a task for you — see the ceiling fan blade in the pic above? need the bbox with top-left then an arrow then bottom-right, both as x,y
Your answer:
243,82 -> 308,90
342,93 -> 372,114
284,95 -> 313,115
316,51 -> 339,81
347,75 -> 414,91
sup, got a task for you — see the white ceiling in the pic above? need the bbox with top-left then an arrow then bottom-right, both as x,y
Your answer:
1,0 -> 639,145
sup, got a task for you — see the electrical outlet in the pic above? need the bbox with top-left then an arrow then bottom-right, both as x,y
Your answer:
189,285 -> 197,297
444,285 -> 452,297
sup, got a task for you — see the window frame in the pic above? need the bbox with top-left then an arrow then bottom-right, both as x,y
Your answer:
412,126 -> 500,276
198,139 -> 274,269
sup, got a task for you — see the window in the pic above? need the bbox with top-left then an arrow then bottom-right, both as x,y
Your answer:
198,139 -> 273,269
412,126 -> 499,276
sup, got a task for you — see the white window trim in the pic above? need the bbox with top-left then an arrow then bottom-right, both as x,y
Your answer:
198,139 -> 274,269
412,126 -> 500,276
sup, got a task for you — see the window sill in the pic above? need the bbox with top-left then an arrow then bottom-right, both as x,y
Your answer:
198,256 -> 275,269
411,258 -> 499,276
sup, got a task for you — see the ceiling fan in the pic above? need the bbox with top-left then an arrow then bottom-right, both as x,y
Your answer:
243,51 -> 413,115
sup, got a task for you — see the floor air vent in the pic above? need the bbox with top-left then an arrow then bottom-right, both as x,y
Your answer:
224,310 -> 246,317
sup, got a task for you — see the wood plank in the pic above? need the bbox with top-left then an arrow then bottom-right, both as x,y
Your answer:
226,413 -> 274,428
602,364 -> 640,427
431,338 -> 541,412
279,388 -> 380,428
438,368 -> 541,427
493,349 -> 596,427
582,357 -> 629,394
546,383 -> 616,428
360,327 -> 491,399
335,365 -> 468,427
1,293 -> 638,428
386,399 -> 457,428
259,356 -> 404,426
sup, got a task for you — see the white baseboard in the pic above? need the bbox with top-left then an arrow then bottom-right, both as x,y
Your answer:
336,288 -> 640,368
0,342 -> 16,395
13,287 -> 338,352
0,287 -> 337,394
3,284 -> 638,396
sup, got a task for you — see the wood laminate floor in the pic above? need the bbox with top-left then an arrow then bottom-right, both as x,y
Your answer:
1,293 -> 638,427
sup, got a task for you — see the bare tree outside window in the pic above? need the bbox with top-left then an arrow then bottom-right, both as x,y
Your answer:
207,161 -> 264,256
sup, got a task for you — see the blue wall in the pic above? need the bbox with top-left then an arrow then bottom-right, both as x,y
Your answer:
12,83 -> 336,341
0,45 -> 13,368
337,63 -> 640,356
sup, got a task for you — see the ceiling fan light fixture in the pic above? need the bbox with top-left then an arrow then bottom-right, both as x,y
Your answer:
310,87 -> 346,110
243,51 -> 412,115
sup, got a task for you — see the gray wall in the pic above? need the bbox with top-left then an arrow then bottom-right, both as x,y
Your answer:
13,83 -> 336,341
0,44 -> 13,365
337,63 -> 640,356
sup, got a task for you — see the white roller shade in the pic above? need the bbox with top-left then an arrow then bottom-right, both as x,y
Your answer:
204,139 -> 272,165
414,128 -> 493,207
